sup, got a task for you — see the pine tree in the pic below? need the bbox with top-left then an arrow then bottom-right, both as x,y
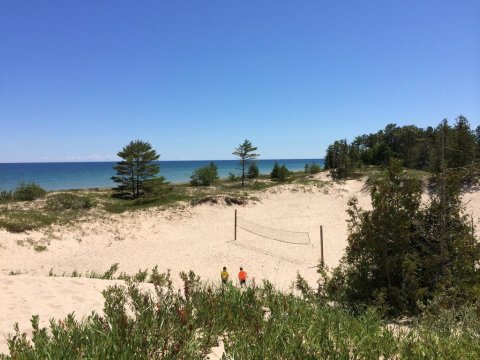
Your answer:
232,140 -> 260,187
112,140 -> 160,198
247,162 -> 259,179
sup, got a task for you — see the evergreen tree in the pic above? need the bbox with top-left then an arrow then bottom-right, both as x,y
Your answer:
247,162 -> 259,179
112,140 -> 160,198
326,160 -> 480,314
271,162 -> 290,181
232,140 -> 259,187
270,162 -> 280,179
325,140 -> 353,179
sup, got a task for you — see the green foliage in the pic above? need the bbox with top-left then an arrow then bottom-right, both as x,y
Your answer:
270,162 -> 280,179
4,269 -> 479,359
0,190 -> 14,203
104,185 -> 189,213
326,160 -> 480,315
270,162 -> 290,181
227,172 -> 238,181
325,116 -> 480,181
233,139 -> 260,187
304,162 -> 321,174
190,162 -> 219,186
325,139 -> 354,179
247,162 -> 259,179
0,210 -> 55,233
112,140 -> 160,198
46,193 -> 95,211
12,183 -> 46,201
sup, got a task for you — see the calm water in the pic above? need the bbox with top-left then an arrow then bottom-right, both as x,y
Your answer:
0,159 -> 324,191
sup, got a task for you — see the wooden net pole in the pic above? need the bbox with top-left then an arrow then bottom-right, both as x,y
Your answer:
234,209 -> 237,241
320,225 -> 324,267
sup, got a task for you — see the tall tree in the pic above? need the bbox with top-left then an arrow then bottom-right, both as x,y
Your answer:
112,140 -> 160,198
326,160 -> 480,314
233,140 -> 259,187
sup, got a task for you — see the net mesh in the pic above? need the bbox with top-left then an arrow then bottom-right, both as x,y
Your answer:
237,217 -> 311,245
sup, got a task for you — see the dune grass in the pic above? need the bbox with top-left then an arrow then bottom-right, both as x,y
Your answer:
0,172 -> 313,233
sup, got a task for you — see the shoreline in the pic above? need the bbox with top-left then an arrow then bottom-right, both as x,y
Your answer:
0,159 -> 324,192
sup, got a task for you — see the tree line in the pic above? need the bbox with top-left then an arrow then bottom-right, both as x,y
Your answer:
325,115 -> 479,179
110,139 -> 321,198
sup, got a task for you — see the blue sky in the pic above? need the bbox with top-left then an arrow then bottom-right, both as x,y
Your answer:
1,1 -> 479,162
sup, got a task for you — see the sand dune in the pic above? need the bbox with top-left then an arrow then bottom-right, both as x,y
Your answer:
1,176 -> 479,354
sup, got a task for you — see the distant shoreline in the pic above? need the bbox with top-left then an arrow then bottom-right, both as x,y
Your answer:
0,159 -> 325,192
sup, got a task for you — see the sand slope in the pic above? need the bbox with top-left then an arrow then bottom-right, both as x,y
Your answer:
1,177 -> 479,354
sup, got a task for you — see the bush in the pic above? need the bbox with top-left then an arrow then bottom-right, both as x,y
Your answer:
5,270 -> 480,358
247,162 -> 259,179
271,162 -> 290,181
46,193 -> 95,211
0,190 -> 14,202
228,172 -> 238,181
305,162 -> 321,174
325,161 -> 480,315
190,162 -> 219,186
13,183 -> 46,201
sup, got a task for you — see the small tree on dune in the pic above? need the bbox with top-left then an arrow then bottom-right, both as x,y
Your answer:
233,139 -> 260,187
112,140 -> 160,198
190,162 -> 219,186
247,162 -> 259,179
325,160 -> 480,315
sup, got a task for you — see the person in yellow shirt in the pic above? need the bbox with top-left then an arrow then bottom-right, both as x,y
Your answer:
220,266 -> 229,285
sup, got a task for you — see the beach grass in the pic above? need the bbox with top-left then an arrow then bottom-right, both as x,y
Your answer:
0,172 -> 319,233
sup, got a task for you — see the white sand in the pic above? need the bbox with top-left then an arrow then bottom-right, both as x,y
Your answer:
1,176 -> 479,354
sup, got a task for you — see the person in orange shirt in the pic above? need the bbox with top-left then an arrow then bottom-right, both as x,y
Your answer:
238,267 -> 247,287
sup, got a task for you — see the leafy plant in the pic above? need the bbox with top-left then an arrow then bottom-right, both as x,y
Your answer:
13,183 -> 46,201
190,162 -> 219,186
46,193 -> 95,211
4,269 -> 479,359
270,162 -> 290,181
326,160 -> 480,315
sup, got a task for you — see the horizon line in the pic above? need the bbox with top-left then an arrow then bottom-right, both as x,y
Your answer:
0,157 -> 325,165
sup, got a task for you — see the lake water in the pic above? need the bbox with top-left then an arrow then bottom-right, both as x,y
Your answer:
0,159 -> 324,191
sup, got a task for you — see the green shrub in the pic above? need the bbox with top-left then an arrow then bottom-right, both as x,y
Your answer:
0,211 -> 54,233
46,193 -> 94,211
247,162 -> 259,179
305,162 -> 321,174
190,162 -> 219,186
0,190 -> 14,202
4,270 -> 479,358
13,183 -> 46,201
271,162 -> 290,181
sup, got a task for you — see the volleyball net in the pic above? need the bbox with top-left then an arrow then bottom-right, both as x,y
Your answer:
235,214 -> 311,245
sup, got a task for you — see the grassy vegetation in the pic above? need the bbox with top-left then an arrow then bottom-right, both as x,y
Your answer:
0,171 -> 322,233
1,269 -> 478,359
0,210 -> 55,233
0,167 -> 435,235
46,193 -> 96,211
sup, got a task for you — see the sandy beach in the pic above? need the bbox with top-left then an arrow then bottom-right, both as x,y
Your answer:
1,176 -> 480,354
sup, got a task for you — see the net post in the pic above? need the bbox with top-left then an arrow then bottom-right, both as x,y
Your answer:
320,225 -> 324,267
234,209 -> 237,241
